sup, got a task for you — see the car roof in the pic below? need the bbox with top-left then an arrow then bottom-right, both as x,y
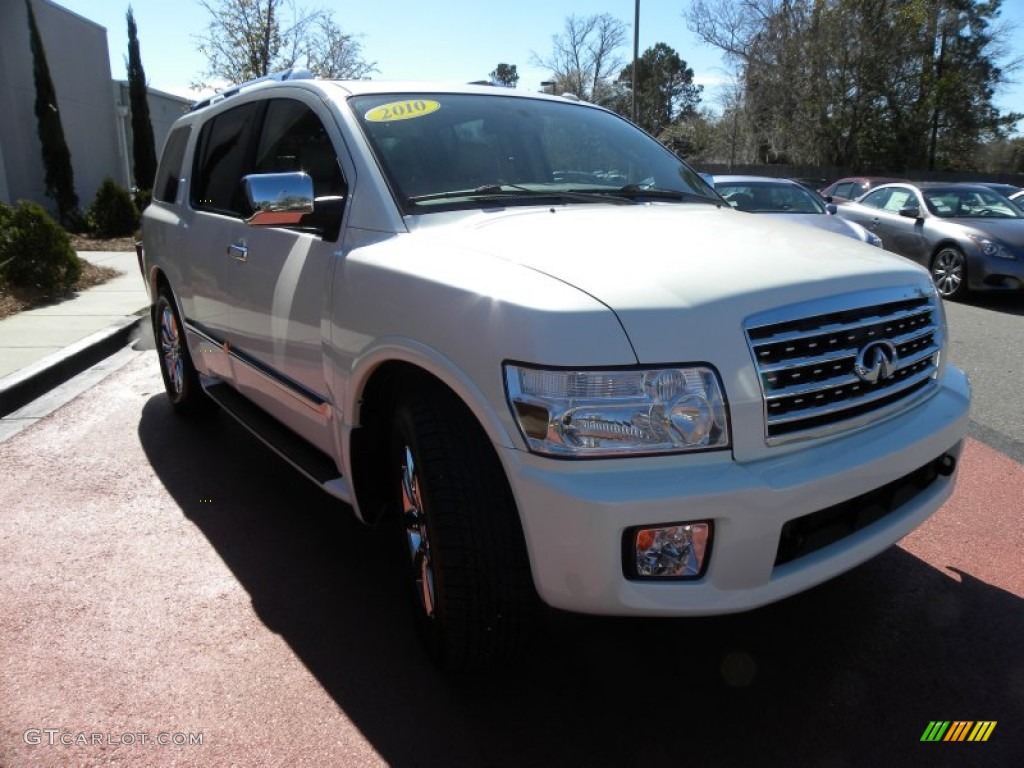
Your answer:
712,175 -> 802,185
879,181 -> 1005,191
190,72 -> 595,114
827,176 -> 903,184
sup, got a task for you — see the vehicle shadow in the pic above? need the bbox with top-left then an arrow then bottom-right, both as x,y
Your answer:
138,397 -> 1024,766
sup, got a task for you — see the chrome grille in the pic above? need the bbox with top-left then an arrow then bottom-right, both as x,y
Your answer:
745,291 -> 942,444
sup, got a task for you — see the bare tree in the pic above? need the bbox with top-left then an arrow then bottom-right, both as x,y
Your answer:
194,0 -> 374,86
304,16 -> 377,79
533,14 -> 627,104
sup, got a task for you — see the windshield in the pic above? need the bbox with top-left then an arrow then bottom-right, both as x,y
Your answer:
715,181 -> 826,214
349,93 -> 717,212
923,188 -> 1022,219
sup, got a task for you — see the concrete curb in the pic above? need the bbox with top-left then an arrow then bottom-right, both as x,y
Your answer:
0,313 -> 147,418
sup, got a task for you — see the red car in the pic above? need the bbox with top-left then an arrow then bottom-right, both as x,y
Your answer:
820,176 -> 904,203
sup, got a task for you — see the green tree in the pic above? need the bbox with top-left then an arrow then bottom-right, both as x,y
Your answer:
126,6 -> 157,192
614,43 -> 702,136
686,0 -> 1022,171
195,0 -> 375,85
25,0 -> 79,227
489,63 -> 519,88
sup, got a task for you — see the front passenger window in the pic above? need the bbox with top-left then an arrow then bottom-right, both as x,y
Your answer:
255,100 -> 345,198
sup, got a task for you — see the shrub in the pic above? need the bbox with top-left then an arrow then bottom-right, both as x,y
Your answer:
133,187 -> 152,213
0,200 -> 82,291
87,177 -> 139,237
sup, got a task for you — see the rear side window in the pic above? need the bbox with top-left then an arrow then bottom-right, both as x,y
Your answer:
153,126 -> 191,204
191,101 -> 263,216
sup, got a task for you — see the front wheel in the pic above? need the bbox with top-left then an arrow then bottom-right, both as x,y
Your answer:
931,247 -> 968,300
154,290 -> 210,416
391,384 -> 538,671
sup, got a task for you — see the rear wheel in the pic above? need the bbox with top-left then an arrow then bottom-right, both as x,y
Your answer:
154,290 -> 210,416
391,383 -> 538,671
931,247 -> 968,300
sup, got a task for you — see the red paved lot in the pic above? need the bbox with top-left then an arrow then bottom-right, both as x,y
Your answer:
1,353 -> 1022,767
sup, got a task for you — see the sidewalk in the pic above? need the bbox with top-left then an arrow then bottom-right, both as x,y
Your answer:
0,251 -> 150,416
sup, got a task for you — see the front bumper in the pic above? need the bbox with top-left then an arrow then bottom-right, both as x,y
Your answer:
501,366 -> 971,616
970,251 -> 1024,292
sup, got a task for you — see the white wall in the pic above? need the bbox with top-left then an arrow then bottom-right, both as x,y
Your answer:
0,0 -> 121,213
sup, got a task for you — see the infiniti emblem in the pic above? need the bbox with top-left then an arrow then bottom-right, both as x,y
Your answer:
855,341 -> 899,384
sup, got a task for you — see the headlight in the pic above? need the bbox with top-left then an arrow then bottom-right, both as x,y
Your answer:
967,234 -> 1015,260
504,364 -> 730,457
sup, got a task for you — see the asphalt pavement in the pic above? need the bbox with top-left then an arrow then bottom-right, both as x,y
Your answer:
0,256 -> 1022,764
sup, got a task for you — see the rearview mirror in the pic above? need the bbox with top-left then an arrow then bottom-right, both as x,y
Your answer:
899,205 -> 921,219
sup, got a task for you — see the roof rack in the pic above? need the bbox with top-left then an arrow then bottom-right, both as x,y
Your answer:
190,67 -> 314,111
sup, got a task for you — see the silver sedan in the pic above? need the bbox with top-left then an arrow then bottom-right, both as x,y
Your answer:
834,182 -> 1024,299
713,175 -> 882,246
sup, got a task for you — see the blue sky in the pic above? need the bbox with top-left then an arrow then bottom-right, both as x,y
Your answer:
55,0 -> 1024,131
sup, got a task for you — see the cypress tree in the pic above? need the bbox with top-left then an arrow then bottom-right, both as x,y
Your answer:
126,6 -> 157,192
25,0 -> 79,227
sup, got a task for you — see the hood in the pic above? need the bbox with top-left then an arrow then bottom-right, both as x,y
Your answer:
408,203 -> 934,363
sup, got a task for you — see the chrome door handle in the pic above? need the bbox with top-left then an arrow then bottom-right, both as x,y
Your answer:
227,241 -> 248,261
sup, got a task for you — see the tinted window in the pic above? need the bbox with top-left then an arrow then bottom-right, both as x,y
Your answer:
715,182 -> 825,213
191,101 -> 263,215
254,100 -> 344,198
923,188 -> 1021,219
350,93 -> 715,212
153,126 -> 191,204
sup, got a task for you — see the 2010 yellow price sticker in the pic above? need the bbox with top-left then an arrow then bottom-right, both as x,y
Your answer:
365,100 -> 441,123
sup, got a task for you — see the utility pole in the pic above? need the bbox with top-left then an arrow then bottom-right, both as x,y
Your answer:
631,0 -> 639,123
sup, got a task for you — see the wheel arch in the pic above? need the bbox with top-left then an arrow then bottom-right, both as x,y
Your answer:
344,348 -> 517,525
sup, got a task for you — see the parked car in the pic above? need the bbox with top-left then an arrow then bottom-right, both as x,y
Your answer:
819,176 -> 905,202
833,181 -> 1024,299
972,182 -> 1021,198
140,72 -> 969,670
714,175 -> 882,246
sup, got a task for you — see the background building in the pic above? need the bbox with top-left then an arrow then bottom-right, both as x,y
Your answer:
0,0 -> 188,212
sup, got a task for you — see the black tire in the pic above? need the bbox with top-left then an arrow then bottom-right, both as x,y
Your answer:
931,246 -> 968,300
391,383 -> 538,671
153,290 -> 210,416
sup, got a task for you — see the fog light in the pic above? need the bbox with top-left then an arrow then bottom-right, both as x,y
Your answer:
627,522 -> 711,579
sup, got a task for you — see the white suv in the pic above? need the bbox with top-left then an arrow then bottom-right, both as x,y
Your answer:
142,71 -> 970,670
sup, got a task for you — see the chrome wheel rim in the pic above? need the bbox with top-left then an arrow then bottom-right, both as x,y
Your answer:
160,305 -> 184,395
400,446 -> 435,619
932,250 -> 963,297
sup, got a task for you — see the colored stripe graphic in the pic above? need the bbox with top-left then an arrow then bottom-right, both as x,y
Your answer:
945,721 -> 972,741
921,721 -> 996,742
968,722 -> 997,742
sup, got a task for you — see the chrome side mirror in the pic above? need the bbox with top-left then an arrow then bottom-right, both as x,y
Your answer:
243,172 -> 315,226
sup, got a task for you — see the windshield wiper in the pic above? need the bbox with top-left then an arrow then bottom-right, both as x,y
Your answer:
612,184 -> 724,206
407,183 -> 636,205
